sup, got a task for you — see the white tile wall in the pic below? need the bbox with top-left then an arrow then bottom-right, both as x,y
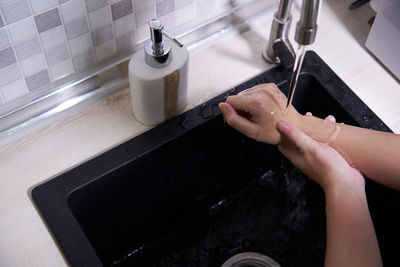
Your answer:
44,42 -> 69,66
175,2 -> 195,26
73,49 -> 94,71
0,91 -> 5,104
134,0 -> 155,27
0,0 -> 262,106
65,16 -> 89,40
94,39 -> 116,62
136,24 -> 149,42
25,69 -> 51,90
85,0 -> 107,13
116,32 -> 135,53
34,8 -> 62,33
30,0 -> 58,14
88,5 -> 111,30
19,52 -> 47,76
69,32 -> 92,56
159,9 -> 175,29
1,0 -> 31,25
214,0 -> 229,9
1,78 -> 29,102
113,13 -> 135,38
60,0 -> 86,23
14,36 -> 41,60
0,28 -> 10,49
0,63 -> 21,87
8,17 -> 37,44
196,0 -> 214,16
49,58 -> 74,79
40,25 -> 67,48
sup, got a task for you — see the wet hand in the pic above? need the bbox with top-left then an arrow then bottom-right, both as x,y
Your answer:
219,83 -> 302,144
277,121 -> 365,193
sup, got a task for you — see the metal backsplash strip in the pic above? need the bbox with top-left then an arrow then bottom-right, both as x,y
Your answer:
0,0 -> 275,146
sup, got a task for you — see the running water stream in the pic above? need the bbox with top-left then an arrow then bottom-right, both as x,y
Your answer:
285,45 -> 307,112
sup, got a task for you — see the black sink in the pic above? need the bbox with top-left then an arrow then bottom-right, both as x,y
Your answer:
32,51 -> 399,267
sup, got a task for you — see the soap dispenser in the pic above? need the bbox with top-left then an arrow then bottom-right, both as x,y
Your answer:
128,19 -> 189,125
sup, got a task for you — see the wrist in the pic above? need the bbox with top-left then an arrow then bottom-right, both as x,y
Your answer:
297,114 -> 338,143
324,176 -> 366,203
282,107 -> 303,129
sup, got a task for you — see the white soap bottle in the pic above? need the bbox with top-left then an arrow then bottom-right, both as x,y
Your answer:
128,19 -> 189,125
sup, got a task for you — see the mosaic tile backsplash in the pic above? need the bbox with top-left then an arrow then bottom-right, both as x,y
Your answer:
0,0 -> 241,106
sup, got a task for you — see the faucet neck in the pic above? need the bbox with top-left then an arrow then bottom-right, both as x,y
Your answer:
295,0 -> 320,45
276,0 -> 293,21
263,0 -> 321,65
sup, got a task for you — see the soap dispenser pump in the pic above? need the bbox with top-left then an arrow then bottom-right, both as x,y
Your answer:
129,19 -> 189,125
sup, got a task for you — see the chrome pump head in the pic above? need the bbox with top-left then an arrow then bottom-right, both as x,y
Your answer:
144,19 -> 183,68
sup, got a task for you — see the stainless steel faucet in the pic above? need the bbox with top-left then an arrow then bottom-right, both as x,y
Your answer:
263,0 -> 321,67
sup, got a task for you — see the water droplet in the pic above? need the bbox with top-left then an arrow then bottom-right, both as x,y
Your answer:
199,103 -> 219,120
210,199 -> 226,210
178,117 -> 190,130
197,92 -> 211,105
224,93 -> 230,101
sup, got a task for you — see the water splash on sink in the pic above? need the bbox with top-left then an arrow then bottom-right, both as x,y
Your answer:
198,103 -> 220,120
197,92 -> 211,106
146,158 -> 325,267
178,117 -> 191,130
209,199 -> 227,210
110,245 -> 147,266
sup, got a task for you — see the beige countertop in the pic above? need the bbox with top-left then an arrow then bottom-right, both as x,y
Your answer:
1,1 -> 399,266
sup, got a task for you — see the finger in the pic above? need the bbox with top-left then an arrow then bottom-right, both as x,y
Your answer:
276,121 -> 316,152
306,112 -> 312,116
325,115 -> 336,123
219,102 -> 259,138
225,95 -> 255,113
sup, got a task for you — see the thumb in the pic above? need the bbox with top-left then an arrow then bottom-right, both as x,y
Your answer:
276,121 -> 315,152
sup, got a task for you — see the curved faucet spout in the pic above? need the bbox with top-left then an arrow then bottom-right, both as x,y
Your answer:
263,0 -> 321,66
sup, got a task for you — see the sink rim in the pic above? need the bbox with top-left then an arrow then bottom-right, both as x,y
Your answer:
31,51 -> 392,267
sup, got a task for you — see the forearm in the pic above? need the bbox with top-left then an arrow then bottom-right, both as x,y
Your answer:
333,124 -> 400,189
295,114 -> 400,190
324,186 -> 382,267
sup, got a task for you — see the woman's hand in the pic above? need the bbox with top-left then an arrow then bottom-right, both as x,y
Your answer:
219,83 -> 364,192
278,119 -> 382,267
277,121 -> 365,193
219,83 -> 302,144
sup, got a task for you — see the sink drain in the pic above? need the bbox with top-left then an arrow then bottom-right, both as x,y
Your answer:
221,252 -> 280,267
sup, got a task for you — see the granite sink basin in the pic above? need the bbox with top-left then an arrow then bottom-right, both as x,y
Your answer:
32,51 -> 400,267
